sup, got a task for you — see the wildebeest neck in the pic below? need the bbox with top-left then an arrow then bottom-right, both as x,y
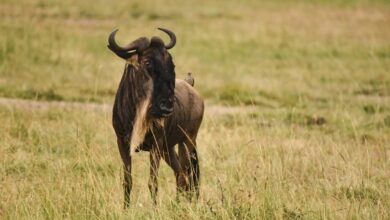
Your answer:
112,63 -> 153,140
125,64 -> 152,104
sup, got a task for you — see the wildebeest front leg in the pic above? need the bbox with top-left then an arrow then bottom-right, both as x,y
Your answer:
148,146 -> 161,205
161,146 -> 189,198
117,137 -> 132,209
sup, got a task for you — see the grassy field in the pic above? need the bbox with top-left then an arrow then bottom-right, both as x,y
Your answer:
1,0 -> 390,219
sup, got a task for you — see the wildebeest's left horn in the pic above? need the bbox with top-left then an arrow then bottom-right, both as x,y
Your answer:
158,28 -> 176,49
108,29 -> 150,59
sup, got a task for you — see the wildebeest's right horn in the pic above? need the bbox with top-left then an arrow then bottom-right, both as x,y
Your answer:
107,29 -> 150,59
158,28 -> 176,49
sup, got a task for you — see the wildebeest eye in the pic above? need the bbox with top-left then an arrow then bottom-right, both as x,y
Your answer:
143,59 -> 150,65
143,59 -> 154,71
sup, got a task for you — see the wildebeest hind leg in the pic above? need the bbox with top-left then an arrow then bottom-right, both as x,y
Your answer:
178,142 -> 192,199
161,146 -> 189,199
183,139 -> 200,199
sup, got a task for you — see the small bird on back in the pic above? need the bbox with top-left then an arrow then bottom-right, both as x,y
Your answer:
185,72 -> 195,87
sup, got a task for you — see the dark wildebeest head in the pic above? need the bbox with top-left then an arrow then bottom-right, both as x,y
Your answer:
107,28 -> 176,118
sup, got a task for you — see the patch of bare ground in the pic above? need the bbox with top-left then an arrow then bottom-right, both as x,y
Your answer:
0,97 -> 256,115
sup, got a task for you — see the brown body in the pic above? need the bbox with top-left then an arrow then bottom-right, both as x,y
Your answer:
140,79 -> 204,152
109,28 -> 204,208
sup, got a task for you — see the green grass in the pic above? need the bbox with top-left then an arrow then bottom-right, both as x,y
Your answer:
0,0 -> 390,219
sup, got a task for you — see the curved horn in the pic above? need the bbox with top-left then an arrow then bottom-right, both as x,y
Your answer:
107,29 -> 150,59
108,29 -> 135,52
158,27 -> 176,49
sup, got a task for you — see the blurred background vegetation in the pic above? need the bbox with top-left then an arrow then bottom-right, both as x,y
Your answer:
1,0 -> 389,106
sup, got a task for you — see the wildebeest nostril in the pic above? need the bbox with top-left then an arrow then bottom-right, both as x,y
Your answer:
159,100 -> 173,112
159,102 -> 165,109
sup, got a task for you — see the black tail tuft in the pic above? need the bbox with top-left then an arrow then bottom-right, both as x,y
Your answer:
190,150 -> 200,198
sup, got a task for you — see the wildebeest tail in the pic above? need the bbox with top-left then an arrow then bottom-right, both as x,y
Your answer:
191,149 -> 200,198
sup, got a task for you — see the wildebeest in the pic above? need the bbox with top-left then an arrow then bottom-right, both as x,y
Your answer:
107,28 -> 204,208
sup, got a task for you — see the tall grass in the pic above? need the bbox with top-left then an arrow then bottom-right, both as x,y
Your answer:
1,103 -> 389,219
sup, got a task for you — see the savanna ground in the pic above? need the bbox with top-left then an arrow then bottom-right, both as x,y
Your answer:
1,0 -> 390,219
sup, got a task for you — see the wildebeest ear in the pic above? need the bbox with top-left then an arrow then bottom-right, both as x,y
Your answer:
107,45 -> 136,60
